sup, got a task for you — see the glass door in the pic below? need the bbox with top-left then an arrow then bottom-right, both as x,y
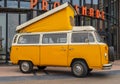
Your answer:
0,13 -> 6,55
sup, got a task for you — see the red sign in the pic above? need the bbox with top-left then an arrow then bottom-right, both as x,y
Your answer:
75,6 -> 105,20
30,0 -> 105,20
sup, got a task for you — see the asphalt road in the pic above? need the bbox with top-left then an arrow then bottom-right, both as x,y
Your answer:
0,66 -> 120,84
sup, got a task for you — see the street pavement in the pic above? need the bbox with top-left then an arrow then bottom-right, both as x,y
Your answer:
0,60 -> 120,84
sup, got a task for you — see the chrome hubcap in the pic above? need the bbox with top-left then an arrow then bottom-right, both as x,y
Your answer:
21,62 -> 29,72
73,64 -> 83,76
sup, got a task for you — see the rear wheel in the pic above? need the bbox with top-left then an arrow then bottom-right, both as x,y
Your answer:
71,61 -> 88,77
19,61 -> 33,73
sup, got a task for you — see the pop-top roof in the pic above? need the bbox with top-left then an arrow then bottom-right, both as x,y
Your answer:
16,2 -> 76,32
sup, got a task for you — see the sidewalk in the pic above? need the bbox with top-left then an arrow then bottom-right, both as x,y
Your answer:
111,60 -> 120,70
0,60 -> 120,77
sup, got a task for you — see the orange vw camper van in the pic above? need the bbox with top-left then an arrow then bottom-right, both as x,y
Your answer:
10,3 -> 112,77
10,26 -> 112,77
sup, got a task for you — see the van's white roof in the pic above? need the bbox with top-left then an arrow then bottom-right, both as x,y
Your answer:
16,2 -> 76,31
15,26 -> 96,35
72,26 -> 96,31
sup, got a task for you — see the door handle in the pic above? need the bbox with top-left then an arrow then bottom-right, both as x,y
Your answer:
69,48 -> 73,51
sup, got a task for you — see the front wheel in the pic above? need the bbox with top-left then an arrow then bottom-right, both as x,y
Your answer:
71,61 -> 88,77
19,61 -> 33,73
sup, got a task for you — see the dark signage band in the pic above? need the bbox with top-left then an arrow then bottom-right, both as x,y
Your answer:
31,0 -> 105,20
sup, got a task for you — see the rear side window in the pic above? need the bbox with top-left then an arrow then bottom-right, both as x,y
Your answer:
18,34 -> 40,44
42,33 -> 67,44
71,33 -> 94,43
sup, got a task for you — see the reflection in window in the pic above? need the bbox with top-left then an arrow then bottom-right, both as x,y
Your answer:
42,33 -> 67,44
72,33 -> 88,43
8,14 -> 19,51
86,0 -> 91,4
0,0 -> 4,7
73,0 -> 80,5
51,0 -> 60,2
93,0 -> 98,4
7,0 -> 18,8
20,14 -> 27,24
18,35 -> 40,44
20,1 -> 30,8
0,13 -> 6,54
62,0 -> 70,3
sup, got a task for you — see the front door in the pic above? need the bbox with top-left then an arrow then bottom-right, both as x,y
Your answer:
40,33 -> 68,66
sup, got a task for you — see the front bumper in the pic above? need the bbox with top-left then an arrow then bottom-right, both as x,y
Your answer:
103,63 -> 112,70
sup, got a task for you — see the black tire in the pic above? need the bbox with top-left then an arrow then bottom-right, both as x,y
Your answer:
108,46 -> 115,62
71,61 -> 88,77
37,66 -> 46,70
19,61 -> 33,73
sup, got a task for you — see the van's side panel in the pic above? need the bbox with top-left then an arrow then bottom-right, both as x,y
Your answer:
10,45 -> 40,65
40,45 -> 68,66
68,43 -> 101,69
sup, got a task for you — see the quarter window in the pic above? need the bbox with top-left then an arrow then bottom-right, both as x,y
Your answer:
42,33 -> 67,44
18,34 -> 40,44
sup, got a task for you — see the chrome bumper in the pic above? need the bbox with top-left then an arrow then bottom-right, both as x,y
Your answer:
103,63 -> 112,70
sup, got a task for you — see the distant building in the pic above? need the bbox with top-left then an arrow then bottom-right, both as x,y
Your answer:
103,0 -> 119,59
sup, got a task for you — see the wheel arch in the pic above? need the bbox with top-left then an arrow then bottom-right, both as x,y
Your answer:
18,60 -> 33,65
70,58 -> 89,69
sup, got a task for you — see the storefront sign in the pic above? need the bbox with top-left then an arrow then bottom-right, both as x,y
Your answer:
30,0 -> 105,20
74,5 -> 105,20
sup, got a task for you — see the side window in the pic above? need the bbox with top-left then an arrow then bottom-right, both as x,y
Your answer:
18,34 -> 40,44
71,33 -> 88,43
42,33 -> 67,44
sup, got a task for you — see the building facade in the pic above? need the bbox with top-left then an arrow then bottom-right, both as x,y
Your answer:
103,0 -> 119,59
0,0 -> 119,63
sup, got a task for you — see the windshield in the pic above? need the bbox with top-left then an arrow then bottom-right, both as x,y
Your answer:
94,31 -> 104,42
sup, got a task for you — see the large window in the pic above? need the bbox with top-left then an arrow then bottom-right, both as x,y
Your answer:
62,0 -> 70,3
0,13 -> 6,54
73,0 -> 80,5
18,34 -> 40,44
7,0 -> 18,8
0,0 -> 4,7
20,14 -> 27,24
8,14 -> 19,51
20,1 -> 30,8
42,33 -> 67,44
